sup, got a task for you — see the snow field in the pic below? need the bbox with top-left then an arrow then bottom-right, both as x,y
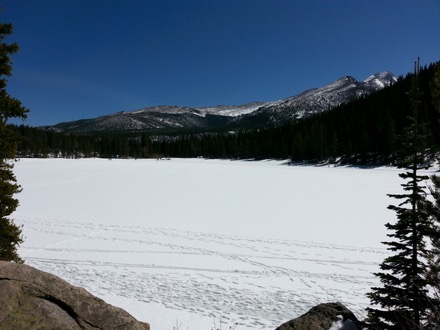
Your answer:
12,158 -> 431,330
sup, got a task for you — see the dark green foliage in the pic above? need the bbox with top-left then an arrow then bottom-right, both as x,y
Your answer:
0,13 -> 28,263
426,174 -> 440,327
0,162 -> 23,262
431,63 -> 440,114
425,64 -> 440,327
366,61 -> 438,329
11,126 -> 153,159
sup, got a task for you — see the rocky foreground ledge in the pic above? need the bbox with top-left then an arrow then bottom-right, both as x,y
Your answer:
0,261 -> 150,330
276,302 -> 363,330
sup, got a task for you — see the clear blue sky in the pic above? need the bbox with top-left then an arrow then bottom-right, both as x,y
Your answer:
2,0 -> 440,126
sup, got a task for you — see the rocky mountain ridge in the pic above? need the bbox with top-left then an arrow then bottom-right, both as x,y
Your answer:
43,72 -> 397,133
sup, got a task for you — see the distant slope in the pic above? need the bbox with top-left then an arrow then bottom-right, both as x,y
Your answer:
230,72 -> 396,127
42,72 -> 396,133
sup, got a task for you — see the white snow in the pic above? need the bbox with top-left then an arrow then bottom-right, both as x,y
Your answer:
11,158 -> 433,330
196,103 -> 266,117
328,315 -> 359,330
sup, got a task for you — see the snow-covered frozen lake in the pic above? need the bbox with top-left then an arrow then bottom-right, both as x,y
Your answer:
11,158 -> 426,330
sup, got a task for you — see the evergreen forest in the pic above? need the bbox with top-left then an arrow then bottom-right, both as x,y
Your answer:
10,62 -> 440,166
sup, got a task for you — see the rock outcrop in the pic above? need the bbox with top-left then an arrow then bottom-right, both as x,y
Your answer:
0,261 -> 150,330
275,302 -> 363,330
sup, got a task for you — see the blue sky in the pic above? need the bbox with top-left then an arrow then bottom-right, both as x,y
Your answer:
2,0 -> 440,126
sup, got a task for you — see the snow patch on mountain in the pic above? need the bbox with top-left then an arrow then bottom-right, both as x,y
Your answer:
43,71 -> 397,133
196,102 -> 268,117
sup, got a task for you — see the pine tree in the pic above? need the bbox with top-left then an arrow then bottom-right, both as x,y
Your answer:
426,174 -> 440,327
0,12 -> 29,263
425,62 -> 440,328
366,59 -> 436,329
431,63 -> 440,114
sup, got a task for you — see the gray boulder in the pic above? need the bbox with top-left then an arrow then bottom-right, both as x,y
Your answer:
275,302 -> 363,330
0,261 -> 150,330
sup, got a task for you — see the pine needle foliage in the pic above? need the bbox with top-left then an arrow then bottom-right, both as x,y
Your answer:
426,173 -> 440,327
0,9 -> 28,263
366,60 -> 437,329
425,63 -> 440,328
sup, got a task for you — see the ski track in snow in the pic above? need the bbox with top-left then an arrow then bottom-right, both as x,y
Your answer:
16,215 -> 385,329
12,158 -> 419,330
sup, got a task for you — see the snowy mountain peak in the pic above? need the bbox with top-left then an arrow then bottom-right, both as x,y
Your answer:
340,75 -> 358,83
317,76 -> 358,91
365,71 -> 396,82
364,71 -> 397,89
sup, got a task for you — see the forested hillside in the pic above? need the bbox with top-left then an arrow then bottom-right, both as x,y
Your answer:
11,62 -> 440,165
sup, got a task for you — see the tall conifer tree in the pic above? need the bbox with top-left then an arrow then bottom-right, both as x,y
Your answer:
366,59 -> 436,329
0,11 -> 28,263
426,62 -> 440,328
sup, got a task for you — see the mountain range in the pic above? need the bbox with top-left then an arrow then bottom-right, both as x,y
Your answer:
43,72 -> 397,133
